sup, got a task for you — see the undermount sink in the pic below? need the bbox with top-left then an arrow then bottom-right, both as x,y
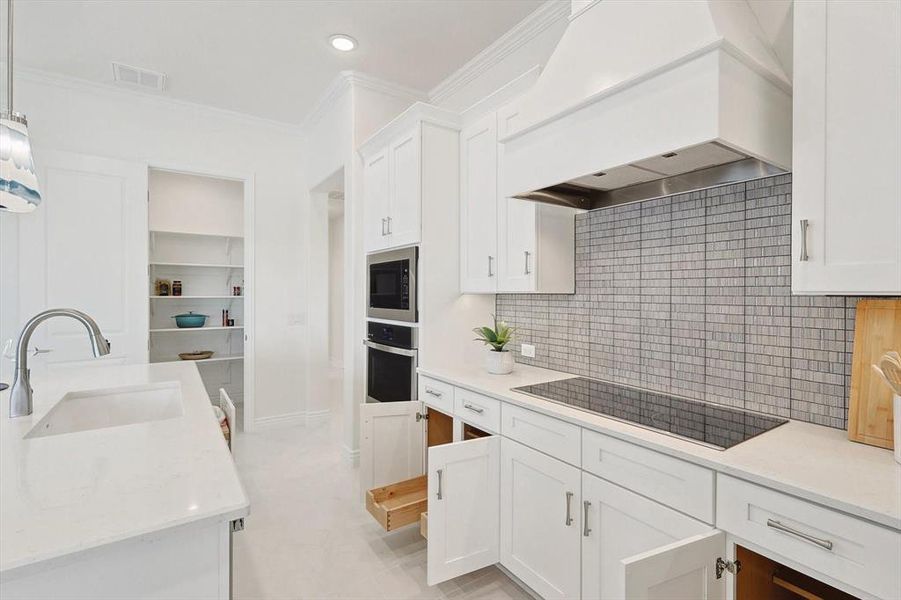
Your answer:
25,382 -> 184,439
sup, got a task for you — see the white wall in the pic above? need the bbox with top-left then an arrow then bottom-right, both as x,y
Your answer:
1,70 -> 306,424
328,208 -> 344,368
148,170 -> 244,238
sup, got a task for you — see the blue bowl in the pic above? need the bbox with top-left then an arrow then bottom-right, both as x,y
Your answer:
172,312 -> 208,328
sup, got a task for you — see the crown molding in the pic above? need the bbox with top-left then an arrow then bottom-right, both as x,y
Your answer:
302,70 -> 427,132
428,0 -> 569,106
17,67 -> 306,135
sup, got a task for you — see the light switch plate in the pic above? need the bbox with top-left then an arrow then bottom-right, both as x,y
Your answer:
521,343 -> 536,358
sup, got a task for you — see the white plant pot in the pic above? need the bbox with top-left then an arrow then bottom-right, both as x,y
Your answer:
485,349 -> 514,375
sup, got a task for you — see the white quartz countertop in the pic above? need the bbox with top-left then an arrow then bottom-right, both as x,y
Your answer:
419,363 -> 901,530
0,362 -> 249,577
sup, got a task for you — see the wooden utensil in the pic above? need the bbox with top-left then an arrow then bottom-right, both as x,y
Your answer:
877,357 -> 901,395
848,299 -> 901,449
179,350 -> 214,360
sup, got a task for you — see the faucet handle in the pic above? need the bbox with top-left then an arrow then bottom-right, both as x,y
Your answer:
32,347 -> 53,357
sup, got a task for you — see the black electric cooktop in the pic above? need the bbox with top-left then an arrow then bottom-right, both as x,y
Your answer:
512,377 -> 788,450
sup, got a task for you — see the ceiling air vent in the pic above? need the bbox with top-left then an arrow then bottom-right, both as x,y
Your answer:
112,62 -> 167,92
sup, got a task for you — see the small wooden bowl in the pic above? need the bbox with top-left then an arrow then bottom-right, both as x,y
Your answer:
179,350 -> 214,361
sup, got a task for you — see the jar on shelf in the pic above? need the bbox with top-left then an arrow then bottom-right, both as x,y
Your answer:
172,280 -> 182,297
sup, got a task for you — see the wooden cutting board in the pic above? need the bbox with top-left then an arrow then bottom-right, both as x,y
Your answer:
848,298 -> 901,449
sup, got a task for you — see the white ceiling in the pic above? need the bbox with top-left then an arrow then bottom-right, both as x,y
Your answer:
14,0 -> 544,125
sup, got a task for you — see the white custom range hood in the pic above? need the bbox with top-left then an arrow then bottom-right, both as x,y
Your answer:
501,0 -> 793,209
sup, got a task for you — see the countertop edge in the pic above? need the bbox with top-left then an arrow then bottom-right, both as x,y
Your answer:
418,366 -> 901,531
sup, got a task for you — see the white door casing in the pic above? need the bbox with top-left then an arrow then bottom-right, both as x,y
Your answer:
427,435 -> 500,585
16,150 -> 148,373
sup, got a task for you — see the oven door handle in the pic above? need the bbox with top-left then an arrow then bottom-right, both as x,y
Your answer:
363,340 -> 418,358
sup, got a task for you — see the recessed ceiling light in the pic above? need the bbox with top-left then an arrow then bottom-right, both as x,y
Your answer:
329,34 -> 357,52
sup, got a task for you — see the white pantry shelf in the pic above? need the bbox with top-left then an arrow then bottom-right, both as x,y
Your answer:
150,295 -> 244,300
149,229 -> 243,240
150,326 -> 244,333
158,354 -> 244,365
150,262 -> 244,269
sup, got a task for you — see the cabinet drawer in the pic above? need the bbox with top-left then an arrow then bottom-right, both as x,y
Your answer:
366,475 -> 427,532
454,388 -> 501,433
717,475 -> 901,600
419,376 -> 454,413
581,429 -> 714,523
501,403 -> 581,466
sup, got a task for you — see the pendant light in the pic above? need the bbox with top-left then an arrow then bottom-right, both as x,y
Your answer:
0,0 -> 40,213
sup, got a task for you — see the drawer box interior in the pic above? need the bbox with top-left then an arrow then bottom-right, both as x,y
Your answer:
420,511 -> 428,539
366,475 -> 428,531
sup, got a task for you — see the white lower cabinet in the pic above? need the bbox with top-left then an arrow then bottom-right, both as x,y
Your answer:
500,438 -> 581,600
581,472 -> 713,600
427,435 -> 500,585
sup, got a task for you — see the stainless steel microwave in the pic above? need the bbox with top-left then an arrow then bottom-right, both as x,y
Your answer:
367,246 -> 418,323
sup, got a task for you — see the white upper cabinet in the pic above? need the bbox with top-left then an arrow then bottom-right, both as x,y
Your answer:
460,102 -> 576,294
460,114 -> 499,293
427,435 -> 500,585
362,125 -> 421,253
363,149 -> 391,253
388,126 -> 422,249
792,0 -> 901,294
499,438 -> 581,600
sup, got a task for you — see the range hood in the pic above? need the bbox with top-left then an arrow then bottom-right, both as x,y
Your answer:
500,0 -> 793,208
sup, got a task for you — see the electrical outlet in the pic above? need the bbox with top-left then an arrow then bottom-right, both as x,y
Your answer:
521,343 -> 536,358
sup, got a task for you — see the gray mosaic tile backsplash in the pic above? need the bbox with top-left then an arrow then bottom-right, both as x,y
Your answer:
497,174 -> 863,429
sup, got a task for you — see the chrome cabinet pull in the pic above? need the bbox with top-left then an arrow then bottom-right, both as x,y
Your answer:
380,218 -> 387,236
425,388 -> 442,398
436,469 -> 443,500
524,250 -> 531,275
488,255 -> 494,277
386,216 -> 392,235
565,491 -> 574,526
766,519 -> 833,551
799,219 -> 809,262
583,500 -> 591,536
463,403 -> 484,414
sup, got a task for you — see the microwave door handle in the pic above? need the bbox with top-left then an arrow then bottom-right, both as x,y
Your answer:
363,340 -> 418,358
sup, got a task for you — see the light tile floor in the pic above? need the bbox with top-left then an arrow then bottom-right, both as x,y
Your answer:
233,370 -> 527,600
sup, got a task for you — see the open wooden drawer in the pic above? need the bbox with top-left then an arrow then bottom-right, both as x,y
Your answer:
365,407 -> 454,532
366,475 -> 428,531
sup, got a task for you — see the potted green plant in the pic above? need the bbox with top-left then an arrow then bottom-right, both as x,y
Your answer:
473,316 -> 516,374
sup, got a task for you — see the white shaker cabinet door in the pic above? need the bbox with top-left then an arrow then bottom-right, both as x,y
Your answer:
387,125 -> 421,249
792,0 -> 901,294
18,149 -> 148,373
499,438 -> 581,600
621,529 -> 726,600
360,400 -> 424,494
459,114 -> 498,294
581,472 -> 711,600
496,196 -> 536,292
427,435 -> 500,585
363,149 -> 391,253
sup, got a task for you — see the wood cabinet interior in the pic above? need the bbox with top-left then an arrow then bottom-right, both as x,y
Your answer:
366,475 -> 428,532
427,408 -> 454,447
735,546 -> 858,600
462,422 -> 491,441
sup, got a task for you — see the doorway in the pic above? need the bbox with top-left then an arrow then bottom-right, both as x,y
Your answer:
308,168 -> 345,423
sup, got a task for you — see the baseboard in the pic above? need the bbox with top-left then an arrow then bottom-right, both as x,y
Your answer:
496,564 -> 543,600
253,412 -> 307,430
306,409 -> 331,426
342,444 -> 360,465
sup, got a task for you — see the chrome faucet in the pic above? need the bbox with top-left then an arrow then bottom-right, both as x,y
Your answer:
8,309 -> 111,418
